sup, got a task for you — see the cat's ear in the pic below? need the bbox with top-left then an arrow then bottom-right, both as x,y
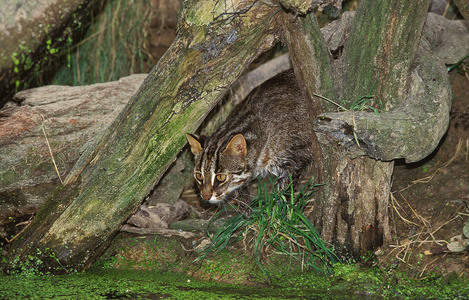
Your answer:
186,133 -> 203,156
222,134 -> 247,157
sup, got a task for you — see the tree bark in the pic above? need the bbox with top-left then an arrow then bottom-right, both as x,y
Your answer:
282,0 -> 453,258
0,75 -> 146,225
4,0 -> 282,274
453,0 -> 469,20
321,0 -> 431,257
342,1 -> 430,109
315,43 -> 452,163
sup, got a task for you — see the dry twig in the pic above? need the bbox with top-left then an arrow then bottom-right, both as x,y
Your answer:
40,114 -> 63,184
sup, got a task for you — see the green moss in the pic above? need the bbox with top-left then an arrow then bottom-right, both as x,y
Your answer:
0,169 -> 17,188
276,264 -> 469,299
4,247 -> 72,276
196,250 -> 260,284
108,237 -> 182,271
184,0 -> 227,26
2,263 -> 467,299
4,235 -> 468,300
0,268 -> 237,299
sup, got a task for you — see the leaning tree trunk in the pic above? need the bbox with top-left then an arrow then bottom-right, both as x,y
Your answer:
3,0 -> 283,274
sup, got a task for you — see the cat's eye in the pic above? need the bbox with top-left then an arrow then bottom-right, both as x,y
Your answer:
195,172 -> 203,181
216,174 -> 227,182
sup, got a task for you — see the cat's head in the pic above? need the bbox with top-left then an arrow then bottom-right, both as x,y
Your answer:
186,133 -> 250,204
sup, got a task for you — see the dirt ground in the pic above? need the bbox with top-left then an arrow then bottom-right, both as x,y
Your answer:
380,71 -> 469,278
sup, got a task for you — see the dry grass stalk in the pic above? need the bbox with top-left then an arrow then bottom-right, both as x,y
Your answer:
387,139 -> 466,274
40,114 -> 63,184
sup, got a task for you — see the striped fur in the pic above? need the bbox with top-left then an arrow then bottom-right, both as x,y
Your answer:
186,69 -> 314,205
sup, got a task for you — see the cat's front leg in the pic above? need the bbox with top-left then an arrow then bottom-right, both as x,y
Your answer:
276,171 -> 292,192
225,185 -> 252,214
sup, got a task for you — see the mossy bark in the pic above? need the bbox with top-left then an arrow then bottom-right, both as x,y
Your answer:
453,0 -> 469,20
324,0 -> 431,256
280,12 -> 339,235
283,0 -> 450,258
315,44 -> 452,163
4,0 -> 282,273
342,0 -> 430,109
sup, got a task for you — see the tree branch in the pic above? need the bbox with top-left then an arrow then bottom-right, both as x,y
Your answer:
314,42 -> 452,163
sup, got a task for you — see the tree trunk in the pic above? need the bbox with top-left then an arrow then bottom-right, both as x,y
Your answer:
3,0 -> 283,274
282,0 -> 453,258
0,75 -> 145,225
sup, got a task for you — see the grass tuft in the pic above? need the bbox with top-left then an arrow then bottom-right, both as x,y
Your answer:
196,178 -> 338,275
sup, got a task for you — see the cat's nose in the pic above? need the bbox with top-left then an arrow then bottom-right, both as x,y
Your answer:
201,194 -> 211,201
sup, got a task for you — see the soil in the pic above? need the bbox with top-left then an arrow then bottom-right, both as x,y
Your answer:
379,71 -> 469,277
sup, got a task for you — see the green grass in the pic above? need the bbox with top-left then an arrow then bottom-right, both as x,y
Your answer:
196,178 -> 338,275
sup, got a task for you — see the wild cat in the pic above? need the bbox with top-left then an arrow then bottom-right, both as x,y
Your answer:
186,69 -> 313,205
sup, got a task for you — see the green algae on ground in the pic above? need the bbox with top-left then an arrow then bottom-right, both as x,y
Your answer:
94,233 -> 469,299
0,268 -> 249,299
0,266 -> 348,299
1,263 -> 469,299
275,264 -> 469,300
7,233 -> 465,299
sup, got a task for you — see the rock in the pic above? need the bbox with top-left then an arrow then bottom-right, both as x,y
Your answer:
126,200 -> 192,230
0,74 -> 146,222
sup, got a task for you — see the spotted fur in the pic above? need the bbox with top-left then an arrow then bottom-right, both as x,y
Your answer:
186,70 -> 314,204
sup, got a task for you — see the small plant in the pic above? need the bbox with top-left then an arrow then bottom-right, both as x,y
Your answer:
348,93 -> 383,115
314,70 -> 383,115
196,178 -> 338,275
447,52 -> 469,73
3,247 -> 72,276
